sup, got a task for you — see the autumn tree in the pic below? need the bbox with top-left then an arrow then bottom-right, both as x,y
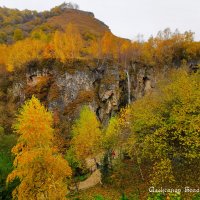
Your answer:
0,44 -> 9,73
53,23 -> 83,62
89,33 -> 131,63
128,68 -> 200,186
119,40 -> 131,66
129,41 -> 143,63
31,29 -> 50,42
101,31 -> 118,58
127,29 -> 200,68
103,107 -> 131,152
141,38 -> 156,66
102,107 -> 139,176
53,31 -> 66,62
64,23 -> 83,58
7,96 -> 72,200
71,106 -> 102,164
6,38 -> 45,71
88,38 -> 102,59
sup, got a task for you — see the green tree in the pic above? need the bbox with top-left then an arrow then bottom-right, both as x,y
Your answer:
0,134 -> 18,200
0,125 -> 4,136
13,29 -> 24,41
31,29 -> 50,42
0,31 -> 7,43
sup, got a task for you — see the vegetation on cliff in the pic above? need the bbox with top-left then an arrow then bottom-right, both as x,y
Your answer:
0,3 -> 200,200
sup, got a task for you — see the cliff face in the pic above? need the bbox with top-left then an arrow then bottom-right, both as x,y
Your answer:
9,59 -> 199,138
12,59 -> 166,128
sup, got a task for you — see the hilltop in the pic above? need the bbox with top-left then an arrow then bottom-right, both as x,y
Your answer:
0,2 -> 110,44
46,9 -> 109,37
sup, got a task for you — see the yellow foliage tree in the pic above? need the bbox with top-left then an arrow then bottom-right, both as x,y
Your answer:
0,44 -> 9,73
88,38 -> 102,59
71,106 -> 102,163
128,69 -> 200,185
7,96 -> 72,200
53,23 -> 83,62
101,32 -> 118,58
7,39 -> 45,71
119,40 -> 131,64
103,106 -> 131,151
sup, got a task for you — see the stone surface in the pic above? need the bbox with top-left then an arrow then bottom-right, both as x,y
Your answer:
12,61 -> 170,125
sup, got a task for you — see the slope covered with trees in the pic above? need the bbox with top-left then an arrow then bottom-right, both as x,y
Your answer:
0,3 -> 200,200
0,25 -> 200,74
0,2 -> 109,44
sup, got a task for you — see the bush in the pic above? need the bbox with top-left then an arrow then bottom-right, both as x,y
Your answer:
169,193 -> 181,200
147,193 -> 181,200
0,134 -> 18,199
147,193 -> 165,200
120,193 -> 129,200
94,195 -> 105,200
0,126 -> 4,136
192,193 -> 200,200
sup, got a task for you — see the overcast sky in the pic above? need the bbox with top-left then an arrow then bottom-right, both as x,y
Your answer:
0,0 -> 200,41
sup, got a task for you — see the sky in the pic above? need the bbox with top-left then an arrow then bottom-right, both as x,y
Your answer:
0,0 -> 200,41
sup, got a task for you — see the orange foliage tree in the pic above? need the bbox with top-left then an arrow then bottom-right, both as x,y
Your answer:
88,38 -> 103,59
7,96 -> 72,200
6,39 -> 45,71
0,27 -> 199,73
53,23 -> 83,62
0,44 -> 9,73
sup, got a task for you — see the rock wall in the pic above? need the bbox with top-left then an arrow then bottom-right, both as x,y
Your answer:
12,60 -> 171,127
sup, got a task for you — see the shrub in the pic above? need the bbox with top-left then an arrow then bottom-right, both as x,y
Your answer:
94,195 -> 105,200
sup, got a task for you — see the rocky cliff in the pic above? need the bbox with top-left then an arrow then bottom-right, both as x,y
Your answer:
5,58 -> 198,137
11,59 -> 169,128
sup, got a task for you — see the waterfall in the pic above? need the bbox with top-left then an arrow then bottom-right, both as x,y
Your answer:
126,70 -> 131,104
